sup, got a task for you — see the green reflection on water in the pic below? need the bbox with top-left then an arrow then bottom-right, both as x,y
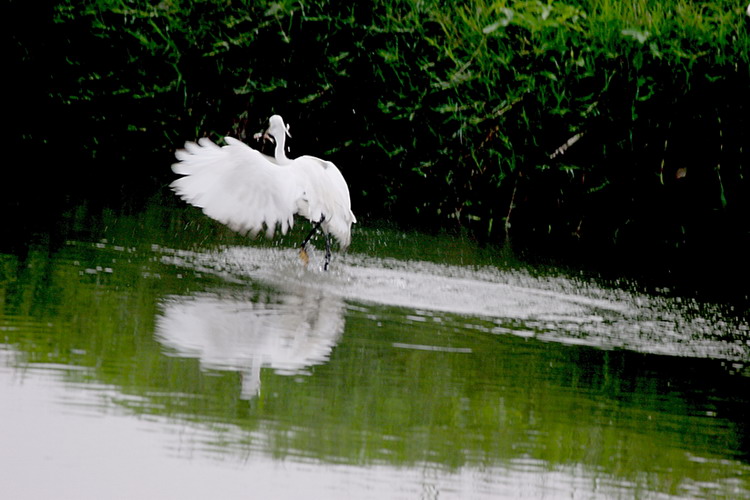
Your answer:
1,198 -> 748,499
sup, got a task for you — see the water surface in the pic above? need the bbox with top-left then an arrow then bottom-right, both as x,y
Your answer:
1,200 -> 748,499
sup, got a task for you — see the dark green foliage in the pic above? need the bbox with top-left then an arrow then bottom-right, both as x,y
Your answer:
9,0 -> 750,285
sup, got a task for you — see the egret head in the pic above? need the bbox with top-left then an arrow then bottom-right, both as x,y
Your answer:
263,115 -> 292,144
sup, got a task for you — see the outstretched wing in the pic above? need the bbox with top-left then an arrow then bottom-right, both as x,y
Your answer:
171,137 -> 303,237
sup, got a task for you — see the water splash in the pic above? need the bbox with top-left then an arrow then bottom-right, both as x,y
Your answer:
157,245 -> 750,365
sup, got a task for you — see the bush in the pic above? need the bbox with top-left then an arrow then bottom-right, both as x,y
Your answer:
12,0 -> 750,278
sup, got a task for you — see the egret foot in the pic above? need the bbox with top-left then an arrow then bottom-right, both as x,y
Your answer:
299,247 -> 310,266
299,217 -> 325,269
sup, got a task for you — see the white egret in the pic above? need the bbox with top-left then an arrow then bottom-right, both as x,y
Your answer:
171,115 -> 356,270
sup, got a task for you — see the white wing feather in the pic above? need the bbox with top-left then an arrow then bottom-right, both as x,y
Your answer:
171,137 -> 303,238
290,156 -> 356,250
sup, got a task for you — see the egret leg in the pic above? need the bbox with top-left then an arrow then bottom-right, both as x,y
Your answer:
323,233 -> 332,271
299,217 -> 325,266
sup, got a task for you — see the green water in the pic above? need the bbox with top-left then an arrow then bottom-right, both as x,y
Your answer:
1,198 -> 748,499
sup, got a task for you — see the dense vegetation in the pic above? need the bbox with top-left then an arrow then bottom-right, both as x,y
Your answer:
8,0 -> 750,289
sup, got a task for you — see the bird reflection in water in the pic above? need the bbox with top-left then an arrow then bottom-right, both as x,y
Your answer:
155,287 -> 345,399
